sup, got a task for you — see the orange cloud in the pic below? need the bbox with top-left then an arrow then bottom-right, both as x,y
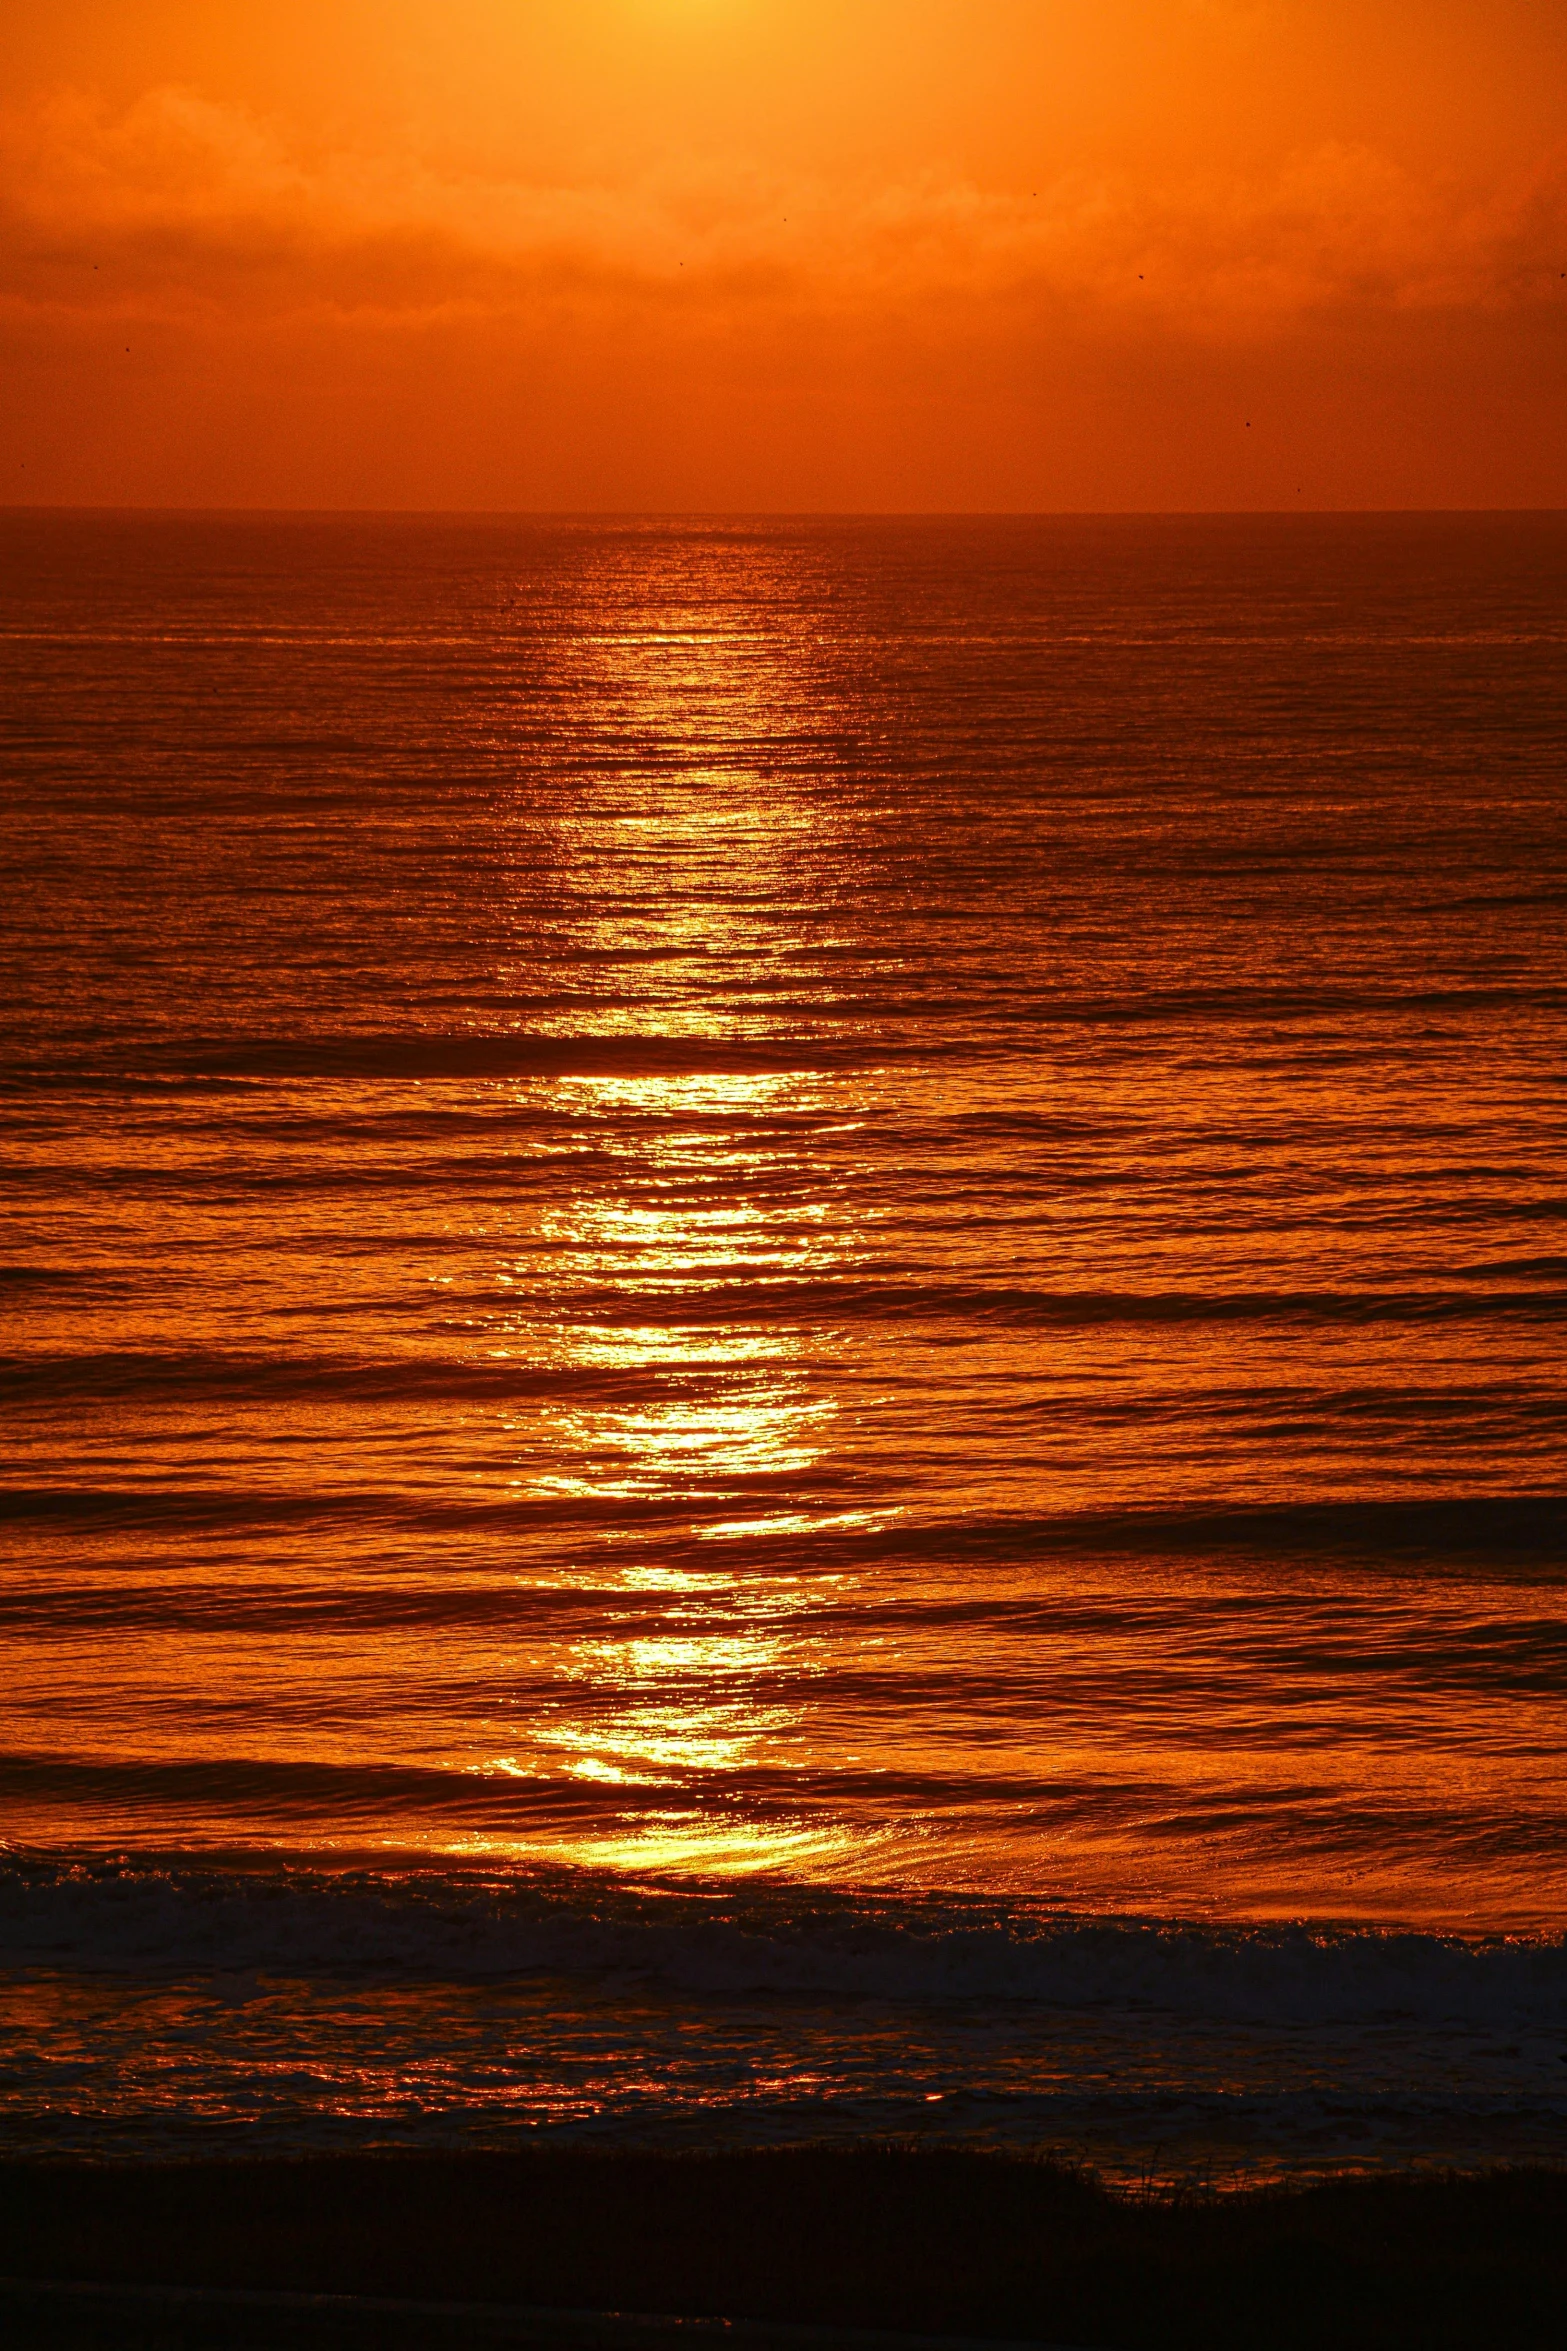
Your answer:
5,86 -> 1564,334
2,65 -> 1563,512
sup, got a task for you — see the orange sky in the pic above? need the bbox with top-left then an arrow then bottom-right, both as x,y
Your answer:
3,1 -> 1564,509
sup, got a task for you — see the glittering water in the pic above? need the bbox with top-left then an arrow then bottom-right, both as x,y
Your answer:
2,511 -> 1564,2176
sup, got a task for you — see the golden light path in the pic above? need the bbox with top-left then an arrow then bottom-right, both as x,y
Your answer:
477,1065 -> 884,1879
466,544 -> 890,1878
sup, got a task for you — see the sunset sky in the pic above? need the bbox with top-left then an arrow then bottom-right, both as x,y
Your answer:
3,1 -> 1564,509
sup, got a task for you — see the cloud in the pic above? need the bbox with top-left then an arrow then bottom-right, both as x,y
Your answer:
3,84 -> 1565,341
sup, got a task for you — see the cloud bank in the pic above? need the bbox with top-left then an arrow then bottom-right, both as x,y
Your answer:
6,86 -> 1565,336
3,77 -> 1563,510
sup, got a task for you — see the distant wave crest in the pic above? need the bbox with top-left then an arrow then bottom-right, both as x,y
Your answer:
2,1858 -> 1564,2030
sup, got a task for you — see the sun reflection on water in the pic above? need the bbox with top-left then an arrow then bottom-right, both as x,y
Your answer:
472,559 -> 882,1876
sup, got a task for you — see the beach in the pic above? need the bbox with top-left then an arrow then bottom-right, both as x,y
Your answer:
3,2146 -> 1566,2348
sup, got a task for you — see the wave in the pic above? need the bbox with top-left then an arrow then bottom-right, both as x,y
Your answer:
2,1485 -> 1559,1562
0,1035 -> 894,1087
4,1316 -> 1563,1416
6,976 -> 1566,1086
1,1858 -> 1563,2030
0,1351 -> 695,1405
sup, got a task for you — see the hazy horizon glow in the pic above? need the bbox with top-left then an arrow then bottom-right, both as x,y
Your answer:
3,2 -> 1564,508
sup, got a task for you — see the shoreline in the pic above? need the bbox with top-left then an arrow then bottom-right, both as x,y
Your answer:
1,2144 -> 1562,2349
0,2282 -> 1095,2351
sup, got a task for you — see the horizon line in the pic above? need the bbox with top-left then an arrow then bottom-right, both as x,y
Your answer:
4,503 -> 1566,522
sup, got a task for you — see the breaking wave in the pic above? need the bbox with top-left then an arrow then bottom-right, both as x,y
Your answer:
3,1858 -> 1564,2031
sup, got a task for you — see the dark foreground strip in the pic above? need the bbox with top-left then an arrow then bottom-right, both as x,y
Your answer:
0,2280 -> 1090,2351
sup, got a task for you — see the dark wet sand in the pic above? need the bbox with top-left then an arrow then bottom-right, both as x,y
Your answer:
1,2146 -> 1564,2349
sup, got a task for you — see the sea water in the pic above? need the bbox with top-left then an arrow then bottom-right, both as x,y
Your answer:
2,510 -> 1564,2178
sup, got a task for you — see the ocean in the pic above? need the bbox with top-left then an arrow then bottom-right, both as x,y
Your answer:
2,509 -> 1564,2182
